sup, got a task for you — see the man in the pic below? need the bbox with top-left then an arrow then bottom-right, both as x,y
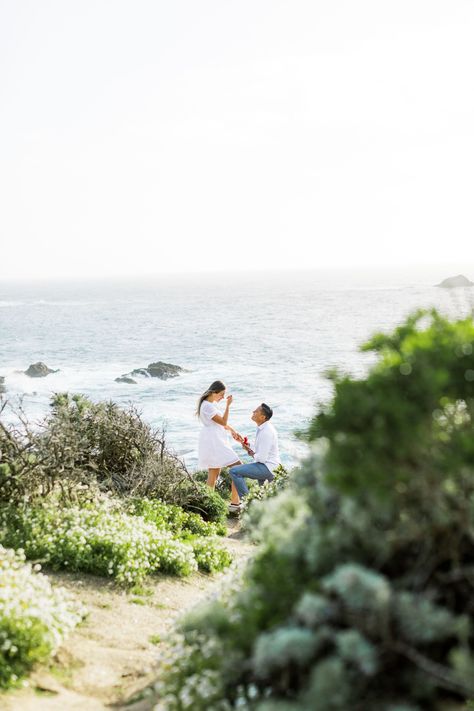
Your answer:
228,403 -> 280,512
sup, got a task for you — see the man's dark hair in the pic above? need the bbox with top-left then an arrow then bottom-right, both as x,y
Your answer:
260,403 -> 273,421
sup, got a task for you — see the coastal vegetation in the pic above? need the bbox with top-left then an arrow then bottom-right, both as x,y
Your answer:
0,394 -> 232,690
0,499 -> 231,586
0,545 -> 85,689
153,308 -> 474,710
2,306 -> 474,707
0,393 -> 226,521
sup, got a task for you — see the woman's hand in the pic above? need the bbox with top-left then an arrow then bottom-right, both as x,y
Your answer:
227,427 -> 243,443
226,394 -> 233,407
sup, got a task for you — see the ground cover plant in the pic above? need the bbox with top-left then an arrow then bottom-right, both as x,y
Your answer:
0,544 -> 85,689
0,498 -> 232,585
154,308 -> 474,711
241,466 -> 289,513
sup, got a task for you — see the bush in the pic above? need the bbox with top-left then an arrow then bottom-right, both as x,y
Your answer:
44,393 -> 188,498
190,538 -> 233,574
0,395 -> 221,519
0,498 -> 232,586
178,480 -> 229,523
0,545 -> 85,689
125,497 -> 227,537
241,466 -> 290,512
194,468 -> 234,501
154,309 -> 474,710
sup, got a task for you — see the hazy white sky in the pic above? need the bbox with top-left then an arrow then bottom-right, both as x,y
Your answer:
1,1 -> 473,278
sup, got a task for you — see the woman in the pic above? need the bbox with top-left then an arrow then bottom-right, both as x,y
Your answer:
197,380 -> 242,506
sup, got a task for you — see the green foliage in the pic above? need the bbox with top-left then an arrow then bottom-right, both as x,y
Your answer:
241,466 -> 290,531
0,545 -> 85,689
154,309 -> 474,710
126,496 -> 227,536
194,468 -> 233,501
0,497 -> 232,586
190,537 -> 232,573
0,394 -> 205,512
306,308 -> 474,498
178,480 -> 229,523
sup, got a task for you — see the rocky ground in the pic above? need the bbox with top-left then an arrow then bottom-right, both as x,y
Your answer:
0,518 -> 253,711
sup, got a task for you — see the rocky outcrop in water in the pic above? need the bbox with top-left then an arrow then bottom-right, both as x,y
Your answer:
25,362 -> 59,378
117,361 -> 187,383
146,362 -> 186,379
130,368 -> 150,378
436,274 -> 474,288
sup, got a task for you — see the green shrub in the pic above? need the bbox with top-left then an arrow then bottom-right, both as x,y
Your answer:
241,466 -> 290,515
125,497 -> 227,537
0,545 -> 85,689
178,480 -> 228,523
190,538 -> 233,573
194,468 -> 234,501
0,394 -> 198,509
0,498 -> 231,586
154,309 -> 474,710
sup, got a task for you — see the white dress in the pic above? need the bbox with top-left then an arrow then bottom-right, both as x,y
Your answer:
198,400 -> 239,469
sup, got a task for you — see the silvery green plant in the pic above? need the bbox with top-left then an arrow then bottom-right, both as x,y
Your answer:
154,309 -> 474,710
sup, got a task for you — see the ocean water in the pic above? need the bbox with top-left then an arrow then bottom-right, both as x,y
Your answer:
1,268 -> 473,470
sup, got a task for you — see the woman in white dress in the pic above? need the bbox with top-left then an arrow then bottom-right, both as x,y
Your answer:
197,380 -> 242,504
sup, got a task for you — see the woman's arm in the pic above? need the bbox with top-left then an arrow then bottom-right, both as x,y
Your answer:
211,395 -> 232,427
227,426 -> 244,442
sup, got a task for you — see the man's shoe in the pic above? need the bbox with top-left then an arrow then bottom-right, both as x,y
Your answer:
228,503 -> 242,514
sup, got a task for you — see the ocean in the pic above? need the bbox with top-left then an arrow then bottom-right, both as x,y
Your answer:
1,267 -> 473,470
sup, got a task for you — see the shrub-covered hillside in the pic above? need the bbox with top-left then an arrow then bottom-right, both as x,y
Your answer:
0,393 -> 226,520
0,393 -> 234,690
155,308 -> 474,711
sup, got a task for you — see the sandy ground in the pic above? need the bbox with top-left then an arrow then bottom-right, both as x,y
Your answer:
0,519 -> 253,711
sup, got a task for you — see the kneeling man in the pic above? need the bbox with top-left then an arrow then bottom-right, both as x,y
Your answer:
229,403 -> 280,510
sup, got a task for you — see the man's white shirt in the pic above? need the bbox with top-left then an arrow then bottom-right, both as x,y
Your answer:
253,421 -> 280,472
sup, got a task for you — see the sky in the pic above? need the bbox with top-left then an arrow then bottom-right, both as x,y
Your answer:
1,0 -> 473,279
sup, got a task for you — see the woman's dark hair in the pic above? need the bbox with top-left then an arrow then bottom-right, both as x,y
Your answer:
196,380 -> 226,415
260,403 -> 273,421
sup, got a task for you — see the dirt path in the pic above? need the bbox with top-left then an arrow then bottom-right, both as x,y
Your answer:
1,519 -> 253,711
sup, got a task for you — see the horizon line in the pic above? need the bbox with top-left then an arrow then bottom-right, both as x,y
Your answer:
1,262 -> 473,283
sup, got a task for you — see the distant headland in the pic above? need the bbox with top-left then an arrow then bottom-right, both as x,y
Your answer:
435,274 -> 474,288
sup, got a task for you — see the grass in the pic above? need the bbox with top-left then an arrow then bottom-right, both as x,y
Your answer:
129,584 -> 153,597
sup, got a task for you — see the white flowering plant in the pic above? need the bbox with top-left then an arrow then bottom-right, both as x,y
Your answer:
241,466 -> 289,513
0,498 -> 231,586
0,544 -> 85,689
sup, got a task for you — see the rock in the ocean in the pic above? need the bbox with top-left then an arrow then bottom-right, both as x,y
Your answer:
436,274 -> 474,288
147,361 -> 185,379
0,376 -> 5,394
130,368 -> 152,378
115,376 -> 137,384
25,362 -> 59,378
118,361 -> 187,383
